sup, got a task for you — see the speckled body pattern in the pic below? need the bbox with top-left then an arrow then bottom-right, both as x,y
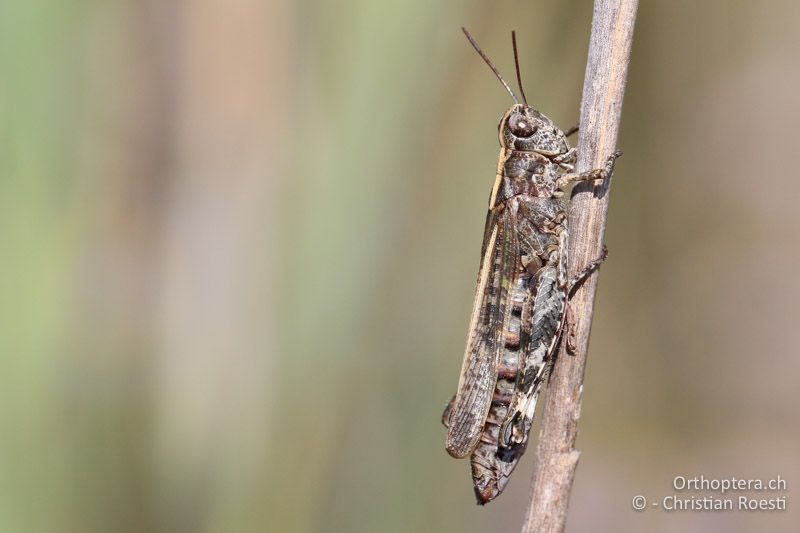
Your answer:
444,103 -> 617,504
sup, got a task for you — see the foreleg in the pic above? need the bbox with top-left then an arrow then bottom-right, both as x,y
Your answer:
556,150 -> 622,189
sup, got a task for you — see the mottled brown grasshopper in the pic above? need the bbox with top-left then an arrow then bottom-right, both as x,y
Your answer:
442,28 -> 621,504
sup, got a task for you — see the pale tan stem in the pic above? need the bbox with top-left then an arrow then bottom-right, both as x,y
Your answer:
521,1 -> 639,531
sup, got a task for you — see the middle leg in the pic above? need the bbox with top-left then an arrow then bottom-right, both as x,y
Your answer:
568,245 -> 608,297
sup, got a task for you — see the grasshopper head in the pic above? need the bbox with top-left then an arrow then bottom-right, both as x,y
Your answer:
460,29 -> 571,159
499,104 -> 570,157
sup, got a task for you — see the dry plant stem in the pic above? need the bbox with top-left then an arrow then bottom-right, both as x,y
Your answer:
521,1 -> 638,532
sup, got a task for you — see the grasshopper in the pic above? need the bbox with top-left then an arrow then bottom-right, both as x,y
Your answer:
442,28 -> 621,504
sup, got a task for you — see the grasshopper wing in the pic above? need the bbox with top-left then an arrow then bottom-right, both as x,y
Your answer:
445,207 -> 519,458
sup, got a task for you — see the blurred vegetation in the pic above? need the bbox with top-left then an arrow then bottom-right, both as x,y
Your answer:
1,0 -> 798,532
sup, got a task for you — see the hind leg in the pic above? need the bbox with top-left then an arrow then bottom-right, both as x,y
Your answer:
441,396 -> 455,427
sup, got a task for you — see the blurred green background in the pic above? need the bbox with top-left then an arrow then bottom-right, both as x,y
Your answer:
1,0 -> 798,531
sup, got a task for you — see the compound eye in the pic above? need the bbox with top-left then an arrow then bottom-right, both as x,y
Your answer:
509,114 -> 537,138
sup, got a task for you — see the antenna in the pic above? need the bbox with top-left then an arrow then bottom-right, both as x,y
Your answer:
511,31 -> 528,107
462,27 -> 519,105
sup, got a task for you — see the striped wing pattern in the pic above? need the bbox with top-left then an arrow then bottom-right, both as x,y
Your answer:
445,207 -> 519,458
